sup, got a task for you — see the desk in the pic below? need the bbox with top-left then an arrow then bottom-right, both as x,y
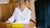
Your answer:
0,22 -> 36,28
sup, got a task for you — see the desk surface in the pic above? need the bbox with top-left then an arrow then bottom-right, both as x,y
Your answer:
0,22 -> 36,28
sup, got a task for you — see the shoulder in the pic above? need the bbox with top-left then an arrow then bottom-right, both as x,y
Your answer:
14,7 -> 20,11
15,7 -> 20,9
15,7 -> 20,10
26,8 -> 31,13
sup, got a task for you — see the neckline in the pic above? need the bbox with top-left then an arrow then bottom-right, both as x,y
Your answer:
19,7 -> 27,13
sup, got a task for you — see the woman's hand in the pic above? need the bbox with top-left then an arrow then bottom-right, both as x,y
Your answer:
5,20 -> 10,24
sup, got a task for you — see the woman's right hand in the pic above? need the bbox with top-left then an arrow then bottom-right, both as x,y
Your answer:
5,20 -> 10,24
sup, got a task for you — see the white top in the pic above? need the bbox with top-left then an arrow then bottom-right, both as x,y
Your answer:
8,7 -> 31,24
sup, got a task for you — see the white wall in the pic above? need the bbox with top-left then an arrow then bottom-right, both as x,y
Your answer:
0,0 -> 9,2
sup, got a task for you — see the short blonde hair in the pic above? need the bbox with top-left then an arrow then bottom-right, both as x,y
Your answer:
19,0 -> 29,7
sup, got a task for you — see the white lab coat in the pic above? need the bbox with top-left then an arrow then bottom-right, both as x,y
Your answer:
8,7 -> 31,24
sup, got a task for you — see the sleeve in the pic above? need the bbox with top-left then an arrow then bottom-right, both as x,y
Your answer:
8,8 -> 16,23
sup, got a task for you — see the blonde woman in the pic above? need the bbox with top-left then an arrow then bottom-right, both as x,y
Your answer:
5,0 -> 31,24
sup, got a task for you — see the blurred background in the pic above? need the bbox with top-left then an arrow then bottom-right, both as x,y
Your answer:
0,0 -> 36,24
0,0 -> 49,28
35,0 -> 48,28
